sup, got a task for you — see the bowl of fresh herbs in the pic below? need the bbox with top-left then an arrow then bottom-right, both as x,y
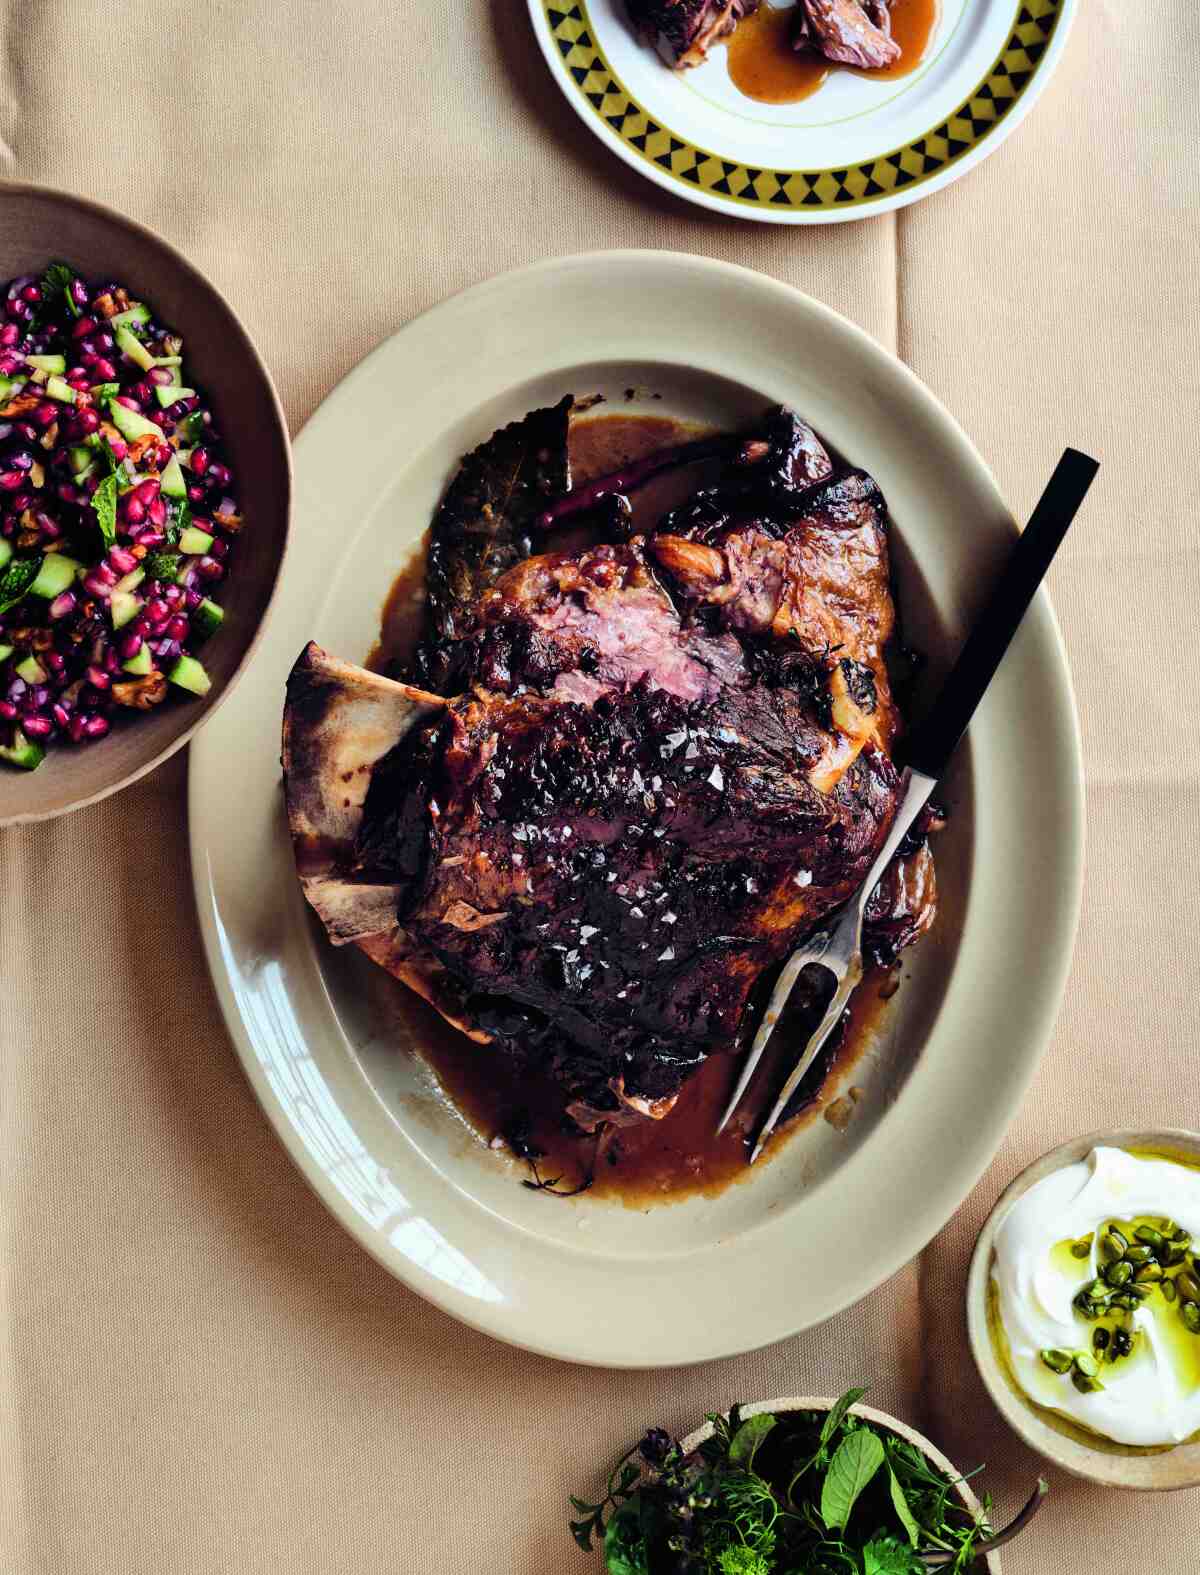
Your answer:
570,1387 -> 1047,1574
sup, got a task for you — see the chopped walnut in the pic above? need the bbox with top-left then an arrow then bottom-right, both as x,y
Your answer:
127,432 -> 160,465
111,672 -> 168,709
15,529 -> 39,550
0,393 -> 41,418
213,510 -> 244,533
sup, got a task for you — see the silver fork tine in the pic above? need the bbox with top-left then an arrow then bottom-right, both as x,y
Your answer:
749,949 -> 863,1164
714,927 -> 833,1136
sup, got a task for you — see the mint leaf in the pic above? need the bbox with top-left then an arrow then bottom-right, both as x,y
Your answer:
603,1498 -> 650,1575
166,497 -> 190,545
887,1461 -> 920,1548
40,260 -> 79,317
863,1536 -> 920,1575
0,555 -> 40,615
143,549 -> 180,584
820,1428 -> 885,1533
91,471 -> 118,547
728,1413 -> 776,1473
820,1386 -> 868,1451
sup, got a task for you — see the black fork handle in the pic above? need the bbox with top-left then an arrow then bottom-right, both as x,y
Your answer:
904,447 -> 1099,782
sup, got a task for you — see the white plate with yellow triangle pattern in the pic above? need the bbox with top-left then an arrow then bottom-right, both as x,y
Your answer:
528,0 -> 1075,222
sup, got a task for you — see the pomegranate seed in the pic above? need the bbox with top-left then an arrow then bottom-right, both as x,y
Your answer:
165,615 -> 188,642
22,715 -> 51,739
67,714 -> 86,743
135,529 -> 165,549
145,597 -> 169,624
106,435 -> 126,459
52,702 -> 70,727
0,471 -> 22,491
186,485 -> 204,504
147,497 -> 167,527
93,358 -> 119,382
134,478 -> 160,505
84,715 -> 110,740
0,351 -> 22,374
31,401 -> 58,428
103,647 -> 120,674
0,323 -> 18,347
118,632 -> 142,660
114,395 -> 139,412
20,284 -> 40,304
124,494 -> 146,525
184,588 -> 202,610
85,664 -> 110,690
8,449 -> 32,472
73,315 -> 98,339
38,515 -> 62,541
43,650 -> 65,672
149,367 -> 174,385
163,585 -> 183,606
74,407 -> 101,435
82,573 -> 111,599
93,562 -> 118,586
209,537 -> 229,560
0,700 -> 16,721
48,590 -> 77,620
94,330 -> 114,352
190,446 -> 209,475
80,349 -> 99,368
197,556 -> 224,582
108,546 -> 137,574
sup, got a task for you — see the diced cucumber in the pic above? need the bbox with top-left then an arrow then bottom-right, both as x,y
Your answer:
45,375 -> 77,405
25,353 -> 66,374
191,598 -> 223,643
114,567 -> 145,595
0,643 -> 12,662
0,728 -> 45,771
160,456 -> 187,498
115,325 -> 156,372
72,461 -> 96,485
0,374 -> 25,402
178,526 -> 213,555
29,553 -> 82,599
107,398 -> 160,441
154,384 -> 194,409
68,445 -> 93,474
0,538 -> 11,570
153,355 -> 182,368
121,644 -> 153,676
15,653 -> 45,684
110,590 -> 141,629
167,654 -> 211,696
110,303 -> 151,329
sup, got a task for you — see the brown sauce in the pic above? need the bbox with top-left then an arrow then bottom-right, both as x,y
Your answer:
372,408 -> 902,1205
726,0 -> 940,106
407,961 -> 896,1205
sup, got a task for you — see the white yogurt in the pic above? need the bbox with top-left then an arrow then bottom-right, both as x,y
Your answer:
991,1145 -> 1200,1446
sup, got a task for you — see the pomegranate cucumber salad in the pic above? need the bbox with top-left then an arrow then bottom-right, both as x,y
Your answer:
0,261 -> 241,770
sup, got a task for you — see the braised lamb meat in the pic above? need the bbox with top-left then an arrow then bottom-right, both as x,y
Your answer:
282,402 -> 938,1134
792,0 -> 900,70
626,0 -> 760,68
626,0 -> 899,72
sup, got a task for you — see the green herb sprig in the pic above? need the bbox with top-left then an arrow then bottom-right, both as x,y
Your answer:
569,1385 -> 1040,1575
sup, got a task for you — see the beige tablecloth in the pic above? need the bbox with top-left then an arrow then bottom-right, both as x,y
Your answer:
3,3 -> 1198,1571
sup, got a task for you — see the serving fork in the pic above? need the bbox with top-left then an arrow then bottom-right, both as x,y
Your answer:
719,447 -> 1100,1162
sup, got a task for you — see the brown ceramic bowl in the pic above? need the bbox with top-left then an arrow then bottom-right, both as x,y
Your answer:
968,1129 -> 1200,1490
0,182 -> 290,825
681,1397 -> 1002,1571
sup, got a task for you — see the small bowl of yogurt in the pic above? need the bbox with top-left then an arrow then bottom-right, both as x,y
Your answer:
968,1130 -> 1200,1489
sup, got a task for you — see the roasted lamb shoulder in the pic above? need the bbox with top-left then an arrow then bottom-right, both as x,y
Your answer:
282,402 -> 938,1134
